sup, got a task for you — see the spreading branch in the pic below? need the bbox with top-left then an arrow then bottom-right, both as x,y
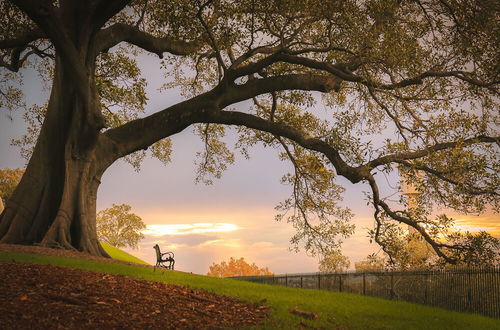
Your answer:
0,28 -> 44,49
102,73 -> 347,173
0,43 -> 53,72
94,23 -> 201,57
229,52 -> 498,91
366,175 -> 460,264
367,136 -> 500,169
0,24 -> 46,72
396,160 -> 499,196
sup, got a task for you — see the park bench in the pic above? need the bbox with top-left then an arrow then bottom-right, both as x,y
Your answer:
153,244 -> 175,270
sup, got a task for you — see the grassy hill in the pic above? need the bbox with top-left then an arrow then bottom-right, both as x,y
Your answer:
100,241 -> 149,265
1,250 -> 499,329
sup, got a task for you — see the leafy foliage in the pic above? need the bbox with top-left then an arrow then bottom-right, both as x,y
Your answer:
96,204 -> 146,249
207,257 -> 273,278
318,250 -> 350,273
194,124 -> 234,185
0,168 -> 24,203
361,230 -> 500,271
445,231 -> 500,267
10,105 -> 46,161
355,254 -> 386,273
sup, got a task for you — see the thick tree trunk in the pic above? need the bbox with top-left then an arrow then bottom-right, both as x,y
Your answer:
0,55 -> 108,256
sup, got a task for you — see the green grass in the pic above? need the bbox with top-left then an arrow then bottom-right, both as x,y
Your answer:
100,242 -> 149,265
1,251 -> 498,329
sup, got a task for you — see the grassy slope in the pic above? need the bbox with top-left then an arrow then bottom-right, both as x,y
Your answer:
100,242 -> 149,265
1,251 -> 499,329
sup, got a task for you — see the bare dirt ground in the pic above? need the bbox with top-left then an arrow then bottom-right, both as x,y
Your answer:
0,244 -> 270,329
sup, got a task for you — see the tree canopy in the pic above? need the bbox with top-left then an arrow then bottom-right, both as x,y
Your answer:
318,250 -> 350,273
355,254 -> 386,273
0,0 -> 498,261
207,257 -> 273,277
96,203 -> 145,249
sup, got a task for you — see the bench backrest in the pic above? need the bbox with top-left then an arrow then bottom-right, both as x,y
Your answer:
153,244 -> 162,261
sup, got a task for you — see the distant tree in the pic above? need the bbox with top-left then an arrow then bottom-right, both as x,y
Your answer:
318,250 -> 350,273
355,254 -> 386,273
207,257 -> 273,278
0,168 -> 24,204
96,203 -> 145,249
386,233 -> 437,270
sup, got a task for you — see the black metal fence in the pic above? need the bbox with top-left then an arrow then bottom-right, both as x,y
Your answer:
232,267 -> 500,318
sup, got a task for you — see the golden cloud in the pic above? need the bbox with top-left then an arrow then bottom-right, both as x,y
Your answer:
142,223 -> 241,236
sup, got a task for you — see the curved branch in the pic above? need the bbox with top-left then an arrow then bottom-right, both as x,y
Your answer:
99,91 -> 215,168
229,52 -> 360,82
0,28 -> 44,49
94,23 -> 201,57
203,110 -> 370,184
220,73 -> 342,106
101,69 -> 497,190
1,43 -> 53,72
396,160 -> 499,196
196,0 -> 226,71
1,46 -> 29,71
378,70 -> 500,90
101,72 -> 360,180
367,136 -> 499,169
229,52 -> 499,90
229,44 -> 282,69
366,175 -> 459,264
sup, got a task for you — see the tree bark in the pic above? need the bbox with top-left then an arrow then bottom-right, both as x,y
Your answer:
0,52 -> 108,256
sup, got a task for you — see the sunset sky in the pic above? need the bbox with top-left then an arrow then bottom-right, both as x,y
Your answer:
1,54 -> 498,275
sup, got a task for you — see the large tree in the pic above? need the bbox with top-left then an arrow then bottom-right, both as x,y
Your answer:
0,0 -> 498,260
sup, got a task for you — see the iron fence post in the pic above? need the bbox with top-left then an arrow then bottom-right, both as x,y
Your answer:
363,273 -> 366,295
424,273 -> 429,304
